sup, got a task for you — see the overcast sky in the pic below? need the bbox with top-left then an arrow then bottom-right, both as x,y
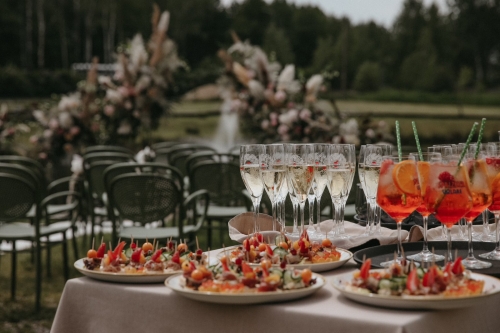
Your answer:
221,0 -> 449,27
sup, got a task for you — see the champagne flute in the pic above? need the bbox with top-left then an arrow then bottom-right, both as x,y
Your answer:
462,149 -> 492,269
240,144 -> 265,234
285,144 -> 315,235
334,144 -> 356,238
358,145 -> 372,233
307,185 -> 316,236
479,142 -> 500,260
312,143 -> 329,237
378,155 -> 422,267
363,145 -> 384,234
287,173 -> 300,238
371,144 -> 392,235
259,144 -> 286,231
407,152 -> 445,262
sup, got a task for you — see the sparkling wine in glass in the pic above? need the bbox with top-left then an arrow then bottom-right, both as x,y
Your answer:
377,156 -> 422,267
312,143 -> 329,237
260,144 -> 286,231
286,144 -> 315,235
240,145 -> 265,234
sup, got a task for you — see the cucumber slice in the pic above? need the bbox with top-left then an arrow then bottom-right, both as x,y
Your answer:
417,267 -> 425,279
283,270 -> 293,285
270,269 -> 283,279
273,247 -> 288,260
378,279 -> 393,291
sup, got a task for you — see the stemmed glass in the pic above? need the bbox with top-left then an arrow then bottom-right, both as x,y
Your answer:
326,144 -> 352,238
461,150 -> 492,269
307,185 -> 316,235
423,155 -> 472,262
407,152 -> 445,262
240,144 -> 265,234
259,144 -> 286,231
377,156 -> 422,267
363,145 -> 384,235
357,145 -> 372,233
285,144 -> 315,235
479,142 -> 500,260
287,175 -> 300,238
334,144 -> 356,238
312,143 -> 329,238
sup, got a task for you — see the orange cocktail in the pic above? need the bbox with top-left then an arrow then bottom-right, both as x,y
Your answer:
479,147 -> 500,261
376,156 -> 421,266
423,160 -> 472,261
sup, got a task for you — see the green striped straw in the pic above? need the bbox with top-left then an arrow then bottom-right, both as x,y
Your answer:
474,118 -> 487,160
411,121 -> 423,161
458,122 -> 478,166
395,120 -> 402,162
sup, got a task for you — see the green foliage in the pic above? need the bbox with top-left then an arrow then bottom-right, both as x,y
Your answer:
262,24 -> 295,65
353,61 -> 382,92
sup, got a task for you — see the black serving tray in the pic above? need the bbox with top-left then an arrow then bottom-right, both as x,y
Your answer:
353,241 -> 500,278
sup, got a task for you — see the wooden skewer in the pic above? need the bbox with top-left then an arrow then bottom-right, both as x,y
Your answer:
91,238 -> 95,250
153,238 -> 157,250
109,241 -> 112,250
363,254 -> 366,263
118,237 -> 121,244
101,236 -> 104,246
196,236 -> 200,250
207,247 -> 211,266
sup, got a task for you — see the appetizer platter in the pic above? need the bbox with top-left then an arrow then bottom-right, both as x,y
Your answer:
223,231 -> 352,272
75,239 -> 206,283
166,254 -> 325,304
333,257 -> 500,310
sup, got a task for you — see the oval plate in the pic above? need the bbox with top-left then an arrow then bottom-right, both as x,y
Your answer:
332,269 -> 500,310
165,273 -> 326,304
220,246 -> 353,273
74,259 -> 180,283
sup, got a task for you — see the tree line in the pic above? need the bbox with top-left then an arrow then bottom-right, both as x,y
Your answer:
1,0 -> 499,94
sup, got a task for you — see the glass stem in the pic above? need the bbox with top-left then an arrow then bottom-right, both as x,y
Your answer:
483,210 -> 489,237
316,196 -> 321,230
375,205 -> 382,234
467,221 -> 474,260
300,202 -> 305,235
422,216 -> 429,253
272,201 -> 276,231
308,199 -> 314,229
292,202 -> 298,234
281,199 -> 286,233
364,201 -> 372,235
276,200 -> 281,230
397,222 -> 402,259
495,214 -> 500,251
446,226 -> 452,263
339,201 -> 346,235
252,197 -> 260,234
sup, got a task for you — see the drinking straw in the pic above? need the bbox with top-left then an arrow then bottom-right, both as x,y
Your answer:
457,122 -> 478,166
395,120 -> 402,162
411,121 -> 424,161
474,118 -> 487,160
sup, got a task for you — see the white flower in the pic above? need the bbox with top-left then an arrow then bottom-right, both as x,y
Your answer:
71,154 -> 83,175
130,34 -> 148,69
365,128 -> 376,138
43,129 -> 53,139
58,93 -> 81,111
299,109 -> 312,121
248,80 -> 265,100
277,124 -> 289,135
339,118 -> 359,136
105,89 -> 122,103
135,146 -> 155,164
33,110 -> 48,126
135,75 -> 151,92
117,121 -> 132,135
58,112 -> 73,129
98,75 -> 113,86
274,90 -> 286,103
48,118 -> 59,130
277,65 -> 295,91
158,11 -> 170,34
306,74 -> 323,96
261,119 -> 270,130
279,113 -> 292,126
287,109 -> 299,122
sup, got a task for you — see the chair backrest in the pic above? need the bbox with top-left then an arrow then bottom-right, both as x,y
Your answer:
85,161 -> 119,200
151,141 -> 181,151
189,160 -> 246,206
0,156 -> 46,188
185,152 -> 239,176
103,162 -> 184,193
84,145 -> 133,155
107,173 -> 183,224
83,152 -> 134,170
0,173 -> 36,222
0,162 -> 43,201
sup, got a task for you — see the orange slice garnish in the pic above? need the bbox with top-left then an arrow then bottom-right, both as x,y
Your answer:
416,161 -> 430,195
392,160 -> 419,195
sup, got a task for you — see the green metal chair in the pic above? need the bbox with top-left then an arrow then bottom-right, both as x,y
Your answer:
151,141 -> 181,151
106,173 -> 209,247
84,145 -> 133,155
0,173 -> 41,311
188,160 -> 250,247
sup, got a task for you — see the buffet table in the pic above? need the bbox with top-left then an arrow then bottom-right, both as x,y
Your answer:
51,248 -> 500,333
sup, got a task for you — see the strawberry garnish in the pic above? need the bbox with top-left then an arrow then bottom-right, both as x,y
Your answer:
438,171 -> 454,183
171,251 -> 180,264
359,258 -> 371,280
422,269 -> 435,287
151,249 -> 163,263
131,248 -> 142,263
406,269 -> 420,293
96,243 -> 106,258
452,256 -> 464,275
113,241 -> 126,258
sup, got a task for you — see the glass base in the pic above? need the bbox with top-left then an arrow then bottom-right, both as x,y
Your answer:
462,257 -> 492,269
480,234 -> 496,242
407,251 -> 445,262
479,250 -> 500,260
334,233 -> 350,240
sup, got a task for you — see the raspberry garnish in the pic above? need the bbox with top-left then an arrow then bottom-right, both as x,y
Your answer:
438,171 -> 454,182
290,249 -> 297,255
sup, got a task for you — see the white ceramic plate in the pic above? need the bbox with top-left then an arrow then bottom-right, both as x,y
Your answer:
74,259 -> 180,283
220,246 -> 353,273
332,270 -> 500,310
165,273 -> 326,304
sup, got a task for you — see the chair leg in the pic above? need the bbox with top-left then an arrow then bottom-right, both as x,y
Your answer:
90,210 -> 96,248
11,241 -> 16,300
62,233 -> 69,281
72,227 -> 79,261
46,239 -> 51,278
35,238 -> 42,312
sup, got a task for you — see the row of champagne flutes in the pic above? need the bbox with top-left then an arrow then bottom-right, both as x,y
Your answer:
239,143 -> 355,241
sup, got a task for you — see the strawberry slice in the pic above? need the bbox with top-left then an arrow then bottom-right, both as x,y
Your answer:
131,248 -> 142,263
300,229 -> 310,242
96,243 -> 106,258
359,258 -> 371,280
171,251 -> 180,264
265,244 -> 274,256
406,269 -> 419,293
422,269 -> 435,287
151,249 -> 163,263
452,257 -> 464,275
113,241 -> 126,258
